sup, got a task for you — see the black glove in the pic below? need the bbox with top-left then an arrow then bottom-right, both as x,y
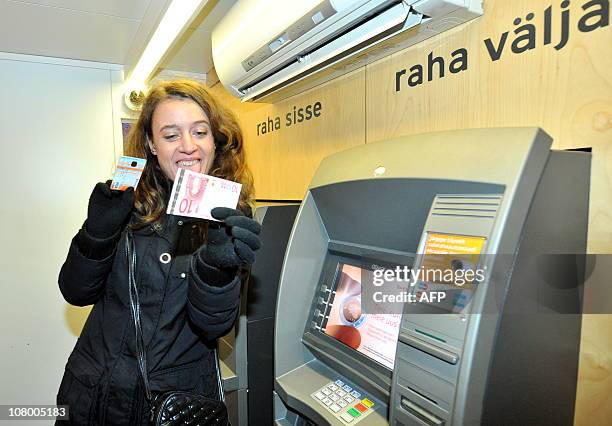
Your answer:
84,180 -> 134,238
195,207 -> 262,286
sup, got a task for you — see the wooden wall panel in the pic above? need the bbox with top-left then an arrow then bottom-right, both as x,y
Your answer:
365,0 -> 611,150
232,69 -> 366,200
576,318 -> 612,425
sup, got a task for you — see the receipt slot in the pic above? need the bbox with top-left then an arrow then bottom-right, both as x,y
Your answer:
273,128 -> 589,425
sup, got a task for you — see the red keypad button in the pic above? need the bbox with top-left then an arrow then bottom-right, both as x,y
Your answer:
354,403 -> 368,413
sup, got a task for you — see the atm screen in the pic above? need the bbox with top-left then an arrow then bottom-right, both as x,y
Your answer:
321,263 -> 402,370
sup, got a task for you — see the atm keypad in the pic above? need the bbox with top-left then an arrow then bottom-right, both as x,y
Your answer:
310,381 -> 376,424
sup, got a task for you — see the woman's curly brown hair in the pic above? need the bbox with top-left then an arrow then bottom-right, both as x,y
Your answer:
124,79 -> 254,227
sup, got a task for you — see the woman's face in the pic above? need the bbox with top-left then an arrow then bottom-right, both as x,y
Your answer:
149,97 -> 216,181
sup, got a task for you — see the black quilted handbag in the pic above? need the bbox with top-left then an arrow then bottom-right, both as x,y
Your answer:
149,391 -> 229,425
126,230 -> 231,426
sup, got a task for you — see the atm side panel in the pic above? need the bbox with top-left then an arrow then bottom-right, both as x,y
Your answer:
390,194 -> 503,426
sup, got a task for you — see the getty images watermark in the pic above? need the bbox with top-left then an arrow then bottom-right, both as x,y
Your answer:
368,261 -> 486,305
357,252 -> 604,315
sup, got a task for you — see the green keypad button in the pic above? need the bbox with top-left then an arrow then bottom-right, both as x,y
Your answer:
347,408 -> 361,417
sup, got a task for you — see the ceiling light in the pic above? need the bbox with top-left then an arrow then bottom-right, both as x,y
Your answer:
126,0 -> 206,90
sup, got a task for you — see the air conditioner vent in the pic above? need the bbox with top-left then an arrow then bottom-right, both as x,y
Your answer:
212,0 -> 484,102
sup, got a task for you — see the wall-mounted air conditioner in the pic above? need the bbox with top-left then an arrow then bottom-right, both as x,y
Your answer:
212,0 -> 483,102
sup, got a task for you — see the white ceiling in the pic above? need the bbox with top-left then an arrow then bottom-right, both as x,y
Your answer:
0,0 -> 235,74
10,0 -> 152,19
161,0 -> 237,74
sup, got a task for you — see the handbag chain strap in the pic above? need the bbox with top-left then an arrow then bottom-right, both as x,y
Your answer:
125,229 -> 226,403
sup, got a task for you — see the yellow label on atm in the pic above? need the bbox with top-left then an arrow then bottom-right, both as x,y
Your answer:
423,233 -> 486,255
420,233 -> 486,289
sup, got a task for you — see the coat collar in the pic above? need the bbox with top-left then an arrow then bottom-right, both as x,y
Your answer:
129,210 -> 199,239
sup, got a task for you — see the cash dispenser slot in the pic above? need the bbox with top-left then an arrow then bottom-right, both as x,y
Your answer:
400,397 -> 444,426
399,332 -> 459,365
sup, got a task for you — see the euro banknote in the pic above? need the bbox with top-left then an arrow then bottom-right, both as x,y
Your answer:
167,168 -> 242,221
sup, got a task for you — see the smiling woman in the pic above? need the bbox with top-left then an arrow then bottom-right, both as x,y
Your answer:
55,79 -> 260,425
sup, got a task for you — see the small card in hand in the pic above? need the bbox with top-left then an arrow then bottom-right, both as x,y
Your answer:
111,156 -> 146,191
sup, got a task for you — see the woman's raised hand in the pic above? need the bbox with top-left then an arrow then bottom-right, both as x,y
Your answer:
196,207 -> 262,272
85,181 -> 134,238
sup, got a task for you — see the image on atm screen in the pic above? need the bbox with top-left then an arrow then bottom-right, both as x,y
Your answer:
322,263 -> 402,370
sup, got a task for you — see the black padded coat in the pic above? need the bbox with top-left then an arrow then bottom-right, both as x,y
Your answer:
55,214 -> 241,425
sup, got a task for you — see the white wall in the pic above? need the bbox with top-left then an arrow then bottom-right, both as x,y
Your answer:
0,53 -> 130,423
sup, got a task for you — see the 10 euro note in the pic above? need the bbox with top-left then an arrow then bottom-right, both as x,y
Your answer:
167,168 -> 242,221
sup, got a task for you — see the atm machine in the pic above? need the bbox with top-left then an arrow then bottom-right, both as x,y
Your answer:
273,128 -> 590,425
